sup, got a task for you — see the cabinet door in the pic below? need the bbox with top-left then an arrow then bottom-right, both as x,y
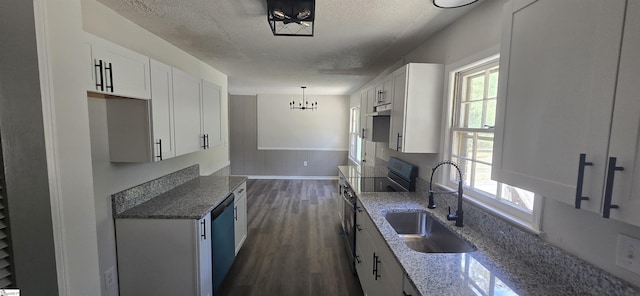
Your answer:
201,80 -> 222,149
234,183 -> 248,255
360,91 -> 367,139
389,68 -> 406,151
607,1 -> 640,225
403,273 -> 419,296
197,213 -> 213,296
379,75 -> 393,106
362,140 -> 376,167
492,0 -> 626,212
374,83 -> 384,107
150,59 -> 176,160
92,38 -> 151,99
83,41 -> 97,92
366,87 -> 376,114
173,68 -> 203,156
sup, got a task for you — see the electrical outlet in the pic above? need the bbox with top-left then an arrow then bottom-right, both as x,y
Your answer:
104,266 -> 116,289
616,234 -> 640,275
303,161 -> 308,167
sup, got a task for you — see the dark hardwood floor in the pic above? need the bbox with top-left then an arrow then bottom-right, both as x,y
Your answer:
217,179 -> 364,296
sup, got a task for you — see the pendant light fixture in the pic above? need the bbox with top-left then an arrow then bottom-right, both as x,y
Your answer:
432,0 -> 479,8
267,0 -> 315,36
289,86 -> 317,110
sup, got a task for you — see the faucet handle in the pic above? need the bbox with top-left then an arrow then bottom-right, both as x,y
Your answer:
447,206 -> 457,221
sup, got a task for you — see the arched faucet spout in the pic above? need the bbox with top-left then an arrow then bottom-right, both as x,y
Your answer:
428,160 -> 464,227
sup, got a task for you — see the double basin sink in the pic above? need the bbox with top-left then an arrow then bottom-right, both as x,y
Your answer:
384,211 -> 475,253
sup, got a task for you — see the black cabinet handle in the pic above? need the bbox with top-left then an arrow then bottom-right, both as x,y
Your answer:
355,205 -> 362,213
575,153 -> 593,209
356,224 -> 362,231
355,255 -> 361,264
105,62 -> 114,92
202,135 -> 207,149
374,254 -> 381,280
396,133 -> 402,151
362,128 -> 366,139
238,188 -> 244,194
155,139 -> 163,161
603,157 -> 624,218
201,219 -> 206,240
372,253 -> 376,276
94,60 -> 104,91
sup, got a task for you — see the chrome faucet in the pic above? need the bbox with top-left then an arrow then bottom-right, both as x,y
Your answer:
428,160 -> 464,227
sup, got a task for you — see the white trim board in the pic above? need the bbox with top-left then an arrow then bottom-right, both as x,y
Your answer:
237,175 -> 338,180
257,147 -> 349,151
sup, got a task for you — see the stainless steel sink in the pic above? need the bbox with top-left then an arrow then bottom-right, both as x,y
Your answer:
384,211 -> 476,253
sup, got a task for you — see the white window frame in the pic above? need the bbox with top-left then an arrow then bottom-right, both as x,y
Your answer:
348,106 -> 362,165
441,50 -> 543,232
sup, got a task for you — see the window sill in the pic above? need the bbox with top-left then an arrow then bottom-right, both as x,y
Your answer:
435,183 -> 545,237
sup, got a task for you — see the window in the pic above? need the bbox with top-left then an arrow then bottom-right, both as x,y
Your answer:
448,57 -> 539,226
348,107 -> 362,164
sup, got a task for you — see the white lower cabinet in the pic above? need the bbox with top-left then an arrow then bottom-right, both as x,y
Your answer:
233,181 -> 248,255
403,273 -> 420,296
356,204 -> 403,296
115,213 -> 212,296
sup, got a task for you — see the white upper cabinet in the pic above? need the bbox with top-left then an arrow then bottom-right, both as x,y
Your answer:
150,59 -> 176,161
201,80 -> 222,149
86,34 -> 151,100
374,74 -> 393,108
492,0 -> 627,214
388,63 -> 443,153
173,68 -> 203,156
604,1 -> 640,225
105,60 -> 176,163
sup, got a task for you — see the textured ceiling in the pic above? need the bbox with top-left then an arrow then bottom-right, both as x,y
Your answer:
97,0 -> 477,95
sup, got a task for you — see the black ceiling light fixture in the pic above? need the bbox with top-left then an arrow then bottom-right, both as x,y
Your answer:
267,0 -> 315,36
432,0 -> 479,8
289,86 -> 318,110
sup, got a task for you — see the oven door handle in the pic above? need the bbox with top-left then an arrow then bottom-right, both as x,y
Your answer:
341,193 -> 355,210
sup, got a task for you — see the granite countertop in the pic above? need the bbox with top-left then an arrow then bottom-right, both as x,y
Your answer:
115,175 -> 247,219
356,191 -> 578,296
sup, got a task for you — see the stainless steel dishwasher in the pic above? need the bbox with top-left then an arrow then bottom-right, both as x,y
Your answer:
212,193 -> 235,293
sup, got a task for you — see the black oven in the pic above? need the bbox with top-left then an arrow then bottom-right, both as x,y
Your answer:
340,157 -> 418,275
341,183 -> 357,274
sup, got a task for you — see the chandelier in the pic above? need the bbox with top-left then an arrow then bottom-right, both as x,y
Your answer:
289,86 -> 317,110
267,0 -> 315,36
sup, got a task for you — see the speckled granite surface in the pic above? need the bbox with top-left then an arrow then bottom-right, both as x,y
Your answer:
339,166 -> 640,296
114,175 -> 247,219
112,165 -> 200,216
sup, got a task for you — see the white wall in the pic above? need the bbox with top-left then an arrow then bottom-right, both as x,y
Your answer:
257,94 -> 349,150
352,0 -> 640,287
33,0 -> 103,294
81,1 -> 230,295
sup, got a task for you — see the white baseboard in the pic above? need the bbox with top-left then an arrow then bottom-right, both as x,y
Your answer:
237,175 -> 338,180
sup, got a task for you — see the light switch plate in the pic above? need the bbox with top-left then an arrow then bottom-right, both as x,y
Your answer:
616,234 -> 640,275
